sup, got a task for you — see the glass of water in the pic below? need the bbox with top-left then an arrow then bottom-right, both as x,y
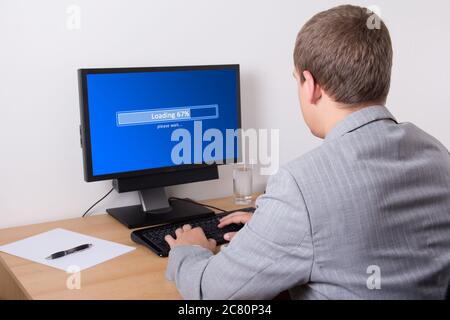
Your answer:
233,164 -> 253,205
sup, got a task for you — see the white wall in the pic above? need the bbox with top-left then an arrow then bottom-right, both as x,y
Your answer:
1,0 -> 449,228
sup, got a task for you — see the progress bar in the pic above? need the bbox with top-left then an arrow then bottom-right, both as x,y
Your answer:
116,104 -> 219,127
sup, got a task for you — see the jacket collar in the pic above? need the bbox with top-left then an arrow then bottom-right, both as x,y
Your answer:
324,105 -> 397,142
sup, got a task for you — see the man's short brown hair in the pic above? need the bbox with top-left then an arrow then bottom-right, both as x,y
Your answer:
294,5 -> 393,105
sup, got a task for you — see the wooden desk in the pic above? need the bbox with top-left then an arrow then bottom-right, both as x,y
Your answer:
0,194 -> 258,300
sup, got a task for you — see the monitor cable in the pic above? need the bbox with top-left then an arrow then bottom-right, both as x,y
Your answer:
168,197 -> 228,213
82,187 -> 115,218
82,192 -> 228,218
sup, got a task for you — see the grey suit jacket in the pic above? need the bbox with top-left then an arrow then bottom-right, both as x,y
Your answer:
166,105 -> 450,300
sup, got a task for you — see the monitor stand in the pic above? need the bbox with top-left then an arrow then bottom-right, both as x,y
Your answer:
106,187 -> 215,229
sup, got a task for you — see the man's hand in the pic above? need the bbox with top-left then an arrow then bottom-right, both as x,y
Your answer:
217,211 -> 253,241
164,224 -> 218,253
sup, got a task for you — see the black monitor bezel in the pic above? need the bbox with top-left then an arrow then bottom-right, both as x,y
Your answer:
78,64 -> 241,182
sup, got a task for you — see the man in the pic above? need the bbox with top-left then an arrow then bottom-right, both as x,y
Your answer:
164,5 -> 450,299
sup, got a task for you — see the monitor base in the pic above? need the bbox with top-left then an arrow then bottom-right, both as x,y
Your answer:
107,198 -> 215,229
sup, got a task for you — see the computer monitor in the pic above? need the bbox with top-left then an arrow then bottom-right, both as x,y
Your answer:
78,65 -> 241,228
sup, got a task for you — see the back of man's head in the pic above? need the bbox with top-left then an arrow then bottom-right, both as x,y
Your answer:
294,5 -> 393,106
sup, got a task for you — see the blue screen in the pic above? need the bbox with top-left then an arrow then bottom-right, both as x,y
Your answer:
86,68 -> 239,176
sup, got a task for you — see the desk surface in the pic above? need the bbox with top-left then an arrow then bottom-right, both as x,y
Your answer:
0,194 -> 258,300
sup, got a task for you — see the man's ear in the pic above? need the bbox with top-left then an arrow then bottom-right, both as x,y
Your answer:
302,71 -> 322,105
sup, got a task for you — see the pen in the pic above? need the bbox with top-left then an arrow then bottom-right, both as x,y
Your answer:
45,243 -> 93,260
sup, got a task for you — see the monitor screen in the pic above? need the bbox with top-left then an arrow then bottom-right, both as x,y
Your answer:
80,65 -> 240,180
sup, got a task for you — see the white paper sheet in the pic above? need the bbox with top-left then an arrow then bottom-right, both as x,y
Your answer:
0,228 -> 135,272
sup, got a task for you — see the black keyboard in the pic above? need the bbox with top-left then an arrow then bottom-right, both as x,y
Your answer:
131,207 -> 256,257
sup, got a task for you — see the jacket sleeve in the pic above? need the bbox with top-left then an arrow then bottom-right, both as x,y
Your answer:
165,167 -> 314,300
